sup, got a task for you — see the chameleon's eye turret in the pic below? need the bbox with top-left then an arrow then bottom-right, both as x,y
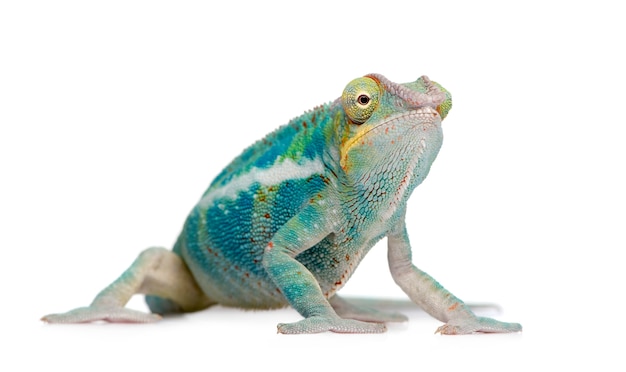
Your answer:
341,77 -> 381,124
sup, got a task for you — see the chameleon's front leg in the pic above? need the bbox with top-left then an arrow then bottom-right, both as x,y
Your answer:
263,205 -> 385,334
387,219 -> 522,335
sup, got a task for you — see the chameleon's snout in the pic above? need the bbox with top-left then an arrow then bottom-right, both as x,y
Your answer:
365,74 -> 452,119
366,74 -> 447,109
420,76 -> 452,120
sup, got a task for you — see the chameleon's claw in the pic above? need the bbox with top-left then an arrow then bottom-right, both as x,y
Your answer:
41,306 -> 162,324
435,316 -> 522,335
277,316 -> 386,334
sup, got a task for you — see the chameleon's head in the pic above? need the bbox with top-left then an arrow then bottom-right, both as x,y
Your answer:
338,74 -> 452,183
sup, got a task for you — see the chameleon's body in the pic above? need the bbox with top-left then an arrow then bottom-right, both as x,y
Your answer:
43,74 -> 521,334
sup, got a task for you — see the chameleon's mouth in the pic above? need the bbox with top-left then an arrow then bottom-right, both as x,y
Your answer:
343,107 -> 440,151
340,107 -> 440,170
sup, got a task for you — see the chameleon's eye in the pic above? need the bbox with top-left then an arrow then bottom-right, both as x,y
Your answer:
342,77 -> 380,124
357,94 -> 370,105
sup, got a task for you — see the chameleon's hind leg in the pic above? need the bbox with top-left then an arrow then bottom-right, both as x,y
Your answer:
329,295 -> 408,323
42,247 -> 214,323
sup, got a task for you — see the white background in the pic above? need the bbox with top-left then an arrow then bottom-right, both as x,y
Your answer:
1,1 -> 624,371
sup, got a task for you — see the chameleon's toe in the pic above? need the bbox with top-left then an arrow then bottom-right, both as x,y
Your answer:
277,316 -> 387,334
41,306 -> 162,324
435,316 -> 522,335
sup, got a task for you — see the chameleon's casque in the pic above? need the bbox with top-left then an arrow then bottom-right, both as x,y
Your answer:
43,74 -> 521,335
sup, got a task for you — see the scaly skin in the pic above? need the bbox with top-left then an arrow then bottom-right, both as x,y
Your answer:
43,73 -> 521,335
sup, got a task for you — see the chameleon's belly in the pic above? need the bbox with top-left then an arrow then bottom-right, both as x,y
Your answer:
179,174 -> 353,308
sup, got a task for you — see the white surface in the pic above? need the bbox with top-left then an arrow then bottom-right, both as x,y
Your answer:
1,1 -> 624,371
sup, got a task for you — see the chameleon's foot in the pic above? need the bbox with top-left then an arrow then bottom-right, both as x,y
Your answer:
41,306 -> 162,324
435,316 -> 522,335
277,316 -> 387,334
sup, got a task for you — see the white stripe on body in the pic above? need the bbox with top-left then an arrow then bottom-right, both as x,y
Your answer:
198,157 -> 325,209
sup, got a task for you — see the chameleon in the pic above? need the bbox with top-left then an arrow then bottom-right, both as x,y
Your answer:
42,73 -> 522,334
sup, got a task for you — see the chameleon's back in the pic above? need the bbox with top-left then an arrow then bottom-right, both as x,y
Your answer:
206,104 -> 334,190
